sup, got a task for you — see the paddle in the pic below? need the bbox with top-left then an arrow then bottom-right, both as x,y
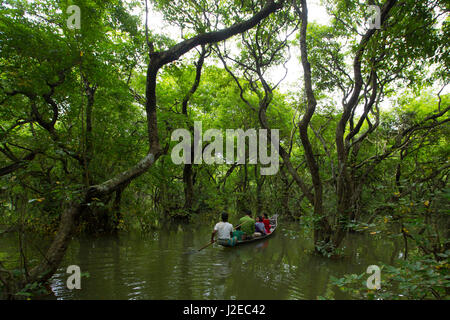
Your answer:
197,240 -> 215,252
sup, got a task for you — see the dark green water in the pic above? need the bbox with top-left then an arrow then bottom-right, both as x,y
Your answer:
0,220 -> 401,299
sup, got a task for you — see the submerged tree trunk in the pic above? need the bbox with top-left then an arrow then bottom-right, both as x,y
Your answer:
111,181 -> 130,232
295,0 -> 332,251
29,203 -> 81,285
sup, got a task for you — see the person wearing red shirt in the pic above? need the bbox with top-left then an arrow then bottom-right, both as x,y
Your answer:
262,213 -> 271,234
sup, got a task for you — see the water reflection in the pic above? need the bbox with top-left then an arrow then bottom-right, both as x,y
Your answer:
0,220 -> 400,300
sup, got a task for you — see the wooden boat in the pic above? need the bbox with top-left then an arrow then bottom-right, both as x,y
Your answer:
219,215 -> 278,247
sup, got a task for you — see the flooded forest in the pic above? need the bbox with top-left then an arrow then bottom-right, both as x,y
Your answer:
0,0 -> 449,300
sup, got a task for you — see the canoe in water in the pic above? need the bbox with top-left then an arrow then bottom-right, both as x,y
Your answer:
219,215 -> 278,247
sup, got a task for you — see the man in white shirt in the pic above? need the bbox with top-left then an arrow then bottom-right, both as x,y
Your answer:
211,212 -> 237,247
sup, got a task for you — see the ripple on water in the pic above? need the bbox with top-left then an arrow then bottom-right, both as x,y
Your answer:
0,221 -> 400,300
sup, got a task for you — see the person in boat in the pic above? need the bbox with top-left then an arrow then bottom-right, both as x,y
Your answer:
254,216 -> 267,237
232,225 -> 246,241
239,209 -> 255,238
262,213 -> 271,234
211,212 -> 237,247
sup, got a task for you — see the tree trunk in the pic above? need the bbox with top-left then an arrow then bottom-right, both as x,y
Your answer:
255,165 -> 265,214
295,0 -> 332,250
28,203 -> 82,284
183,163 -> 194,211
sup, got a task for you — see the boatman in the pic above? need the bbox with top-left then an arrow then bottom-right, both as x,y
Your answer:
211,212 -> 237,247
